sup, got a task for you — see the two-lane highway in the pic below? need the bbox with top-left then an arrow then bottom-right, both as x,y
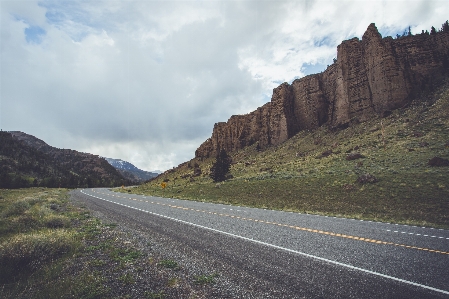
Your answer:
76,188 -> 449,298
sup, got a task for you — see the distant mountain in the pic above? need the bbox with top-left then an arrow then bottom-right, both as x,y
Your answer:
0,131 -> 130,188
104,158 -> 159,183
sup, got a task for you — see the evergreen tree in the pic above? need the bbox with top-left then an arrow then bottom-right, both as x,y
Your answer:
209,149 -> 231,183
442,20 -> 449,32
431,26 -> 437,35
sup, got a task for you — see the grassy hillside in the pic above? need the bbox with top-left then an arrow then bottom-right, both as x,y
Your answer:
128,80 -> 449,229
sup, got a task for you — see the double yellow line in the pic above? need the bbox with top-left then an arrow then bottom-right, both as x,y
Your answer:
101,191 -> 449,256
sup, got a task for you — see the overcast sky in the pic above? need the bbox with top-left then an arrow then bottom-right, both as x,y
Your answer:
1,0 -> 448,171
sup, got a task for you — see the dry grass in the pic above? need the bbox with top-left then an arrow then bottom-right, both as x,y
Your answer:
0,188 -> 106,298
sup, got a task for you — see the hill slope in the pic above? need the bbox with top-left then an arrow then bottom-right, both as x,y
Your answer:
129,78 -> 449,228
0,131 -> 130,188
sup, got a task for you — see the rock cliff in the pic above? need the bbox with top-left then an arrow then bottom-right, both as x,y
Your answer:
195,23 -> 449,158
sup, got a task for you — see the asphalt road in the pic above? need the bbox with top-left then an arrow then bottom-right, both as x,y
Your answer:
74,188 -> 449,298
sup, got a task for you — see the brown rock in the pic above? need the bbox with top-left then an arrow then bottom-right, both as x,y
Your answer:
356,173 -> 378,184
195,24 -> 449,159
321,150 -> 333,158
193,167 -> 202,177
428,157 -> 449,167
346,153 -> 365,160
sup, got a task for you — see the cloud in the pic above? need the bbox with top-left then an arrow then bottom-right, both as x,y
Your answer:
1,0 -> 448,171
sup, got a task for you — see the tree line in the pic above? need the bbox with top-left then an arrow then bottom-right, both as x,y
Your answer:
396,20 -> 449,39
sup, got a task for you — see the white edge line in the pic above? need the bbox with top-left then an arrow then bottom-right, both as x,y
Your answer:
80,189 -> 449,296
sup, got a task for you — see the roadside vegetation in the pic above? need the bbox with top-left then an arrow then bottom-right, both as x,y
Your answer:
0,188 -> 219,298
127,80 -> 449,229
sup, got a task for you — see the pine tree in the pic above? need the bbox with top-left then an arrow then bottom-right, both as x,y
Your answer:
431,26 -> 437,35
209,149 -> 231,183
442,20 -> 449,32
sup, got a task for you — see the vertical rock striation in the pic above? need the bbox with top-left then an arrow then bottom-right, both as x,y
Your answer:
195,23 -> 449,159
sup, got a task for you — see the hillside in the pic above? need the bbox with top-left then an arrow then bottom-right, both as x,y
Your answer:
0,131 -> 130,188
104,158 -> 158,183
128,74 -> 449,229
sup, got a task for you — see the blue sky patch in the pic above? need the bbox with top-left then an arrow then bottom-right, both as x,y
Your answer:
302,62 -> 328,76
25,26 -> 46,44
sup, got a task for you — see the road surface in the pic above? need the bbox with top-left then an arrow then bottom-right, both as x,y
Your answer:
73,188 -> 449,298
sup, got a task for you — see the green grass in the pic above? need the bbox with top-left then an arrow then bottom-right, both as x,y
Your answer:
119,272 -> 135,284
125,79 -> 449,229
110,247 -> 142,263
0,188 -> 115,298
194,273 -> 219,285
145,290 -> 165,299
159,259 -> 179,269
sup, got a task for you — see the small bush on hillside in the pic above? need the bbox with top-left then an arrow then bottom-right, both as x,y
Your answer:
2,200 -> 30,217
356,173 -> 378,184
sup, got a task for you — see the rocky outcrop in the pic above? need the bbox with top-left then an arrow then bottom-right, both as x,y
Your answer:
196,24 -> 449,159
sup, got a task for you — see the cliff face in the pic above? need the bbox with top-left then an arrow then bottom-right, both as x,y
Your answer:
196,24 -> 449,159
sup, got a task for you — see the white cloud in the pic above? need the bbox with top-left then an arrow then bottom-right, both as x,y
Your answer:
1,0 -> 449,171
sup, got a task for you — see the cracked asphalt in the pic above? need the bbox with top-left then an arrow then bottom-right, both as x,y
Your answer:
73,188 -> 449,298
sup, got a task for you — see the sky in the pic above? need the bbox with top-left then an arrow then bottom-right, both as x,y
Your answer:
1,0 -> 448,172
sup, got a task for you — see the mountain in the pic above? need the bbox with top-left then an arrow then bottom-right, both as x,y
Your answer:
195,23 -> 449,159
0,131 -> 130,188
104,158 -> 159,183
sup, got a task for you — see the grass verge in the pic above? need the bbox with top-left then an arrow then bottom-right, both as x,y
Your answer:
0,188 -> 108,298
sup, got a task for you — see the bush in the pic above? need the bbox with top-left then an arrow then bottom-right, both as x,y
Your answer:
2,200 -> 30,217
44,215 -> 70,228
0,229 -> 78,282
428,157 -> 449,167
356,173 -> 378,184
346,153 -> 365,161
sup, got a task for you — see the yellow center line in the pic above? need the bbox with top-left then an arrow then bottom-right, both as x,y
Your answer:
95,190 -> 449,255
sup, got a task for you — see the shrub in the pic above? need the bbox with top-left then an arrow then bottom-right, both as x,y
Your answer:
428,157 -> 449,167
346,153 -> 365,161
0,229 -> 78,282
159,259 -> 178,269
2,200 -> 30,217
356,173 -> 378,184
44,215 -> 70,228
194,273 -> 219,285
